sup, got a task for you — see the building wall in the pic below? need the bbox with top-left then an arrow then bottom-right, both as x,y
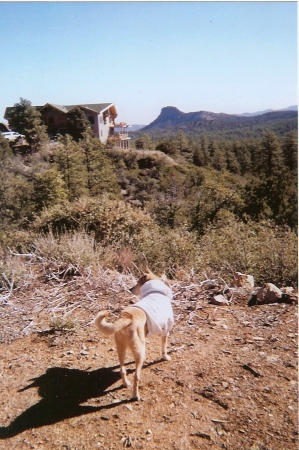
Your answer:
41,107 -> 68,134
98,109 -> 115,143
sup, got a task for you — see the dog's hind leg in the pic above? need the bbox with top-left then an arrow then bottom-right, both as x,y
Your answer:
129,330 -> 146,401
131,349 -> 144,401
115,333 -> 131,388
161,335 -> 171,361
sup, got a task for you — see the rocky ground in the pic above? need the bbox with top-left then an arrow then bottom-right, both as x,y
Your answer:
0,265 -> 298,449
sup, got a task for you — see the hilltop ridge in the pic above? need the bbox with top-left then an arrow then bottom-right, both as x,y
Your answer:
141,105 -> 298,135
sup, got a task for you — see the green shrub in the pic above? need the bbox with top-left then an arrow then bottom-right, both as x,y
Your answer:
198,218 -> 297,286
132,227 -> 199,275
6,194 -> 298,289
31,194 -> 155,245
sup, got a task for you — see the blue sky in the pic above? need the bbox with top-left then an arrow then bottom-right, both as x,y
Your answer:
0,1 -> 297,125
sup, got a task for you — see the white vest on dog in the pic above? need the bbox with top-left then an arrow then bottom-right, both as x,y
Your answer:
133,280 -> 174,337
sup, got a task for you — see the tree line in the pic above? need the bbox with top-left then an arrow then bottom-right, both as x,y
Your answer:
0,97 -> 297,285
1,98 -> 297,235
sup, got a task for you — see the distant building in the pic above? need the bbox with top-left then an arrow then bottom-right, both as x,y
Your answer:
4,102 -> 130,148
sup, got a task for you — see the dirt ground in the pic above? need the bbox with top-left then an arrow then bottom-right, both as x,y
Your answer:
0,267 -> 298,450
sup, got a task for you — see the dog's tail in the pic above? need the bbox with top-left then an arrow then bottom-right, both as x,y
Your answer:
94,310 -> 132,335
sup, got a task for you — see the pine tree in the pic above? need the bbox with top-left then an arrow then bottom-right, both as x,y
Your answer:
135,133 -> 152,150
199,134 -> 210,165
33,168 -> 68,212
53,135 -> 88,200
8,98 -> 48,151
254,131 -> 290,225
156,139 -> 177,156
67,107 -> 93,142
258,130 -> 283,178
282,131 -> 297,173
175,130 -> 193,161
81,135 -> 119,197
225,142 -> 241,174
209,140 -> 227,171
192,142 -> 206,167
232,140 -> 251,175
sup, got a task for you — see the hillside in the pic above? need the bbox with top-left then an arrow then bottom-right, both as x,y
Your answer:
140,106 -> 298,138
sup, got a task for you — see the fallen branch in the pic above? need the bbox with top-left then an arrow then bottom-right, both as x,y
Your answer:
9,249 -> 44,261
242,363 -> 262,377
0,273 -> 14,304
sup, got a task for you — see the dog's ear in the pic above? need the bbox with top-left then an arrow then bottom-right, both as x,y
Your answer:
143,267 -> 161,281
143,267 -> 153,281
144,266 -> 153,276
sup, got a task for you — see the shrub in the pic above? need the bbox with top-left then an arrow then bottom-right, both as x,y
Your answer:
132,227 -> 200,276
0,253 -> 29,292
198,218 -> 298,286
31,194 -> 155,245
34,230 -> 99,268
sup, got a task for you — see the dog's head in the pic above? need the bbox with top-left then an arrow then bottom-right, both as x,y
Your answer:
130,267 -> 161,296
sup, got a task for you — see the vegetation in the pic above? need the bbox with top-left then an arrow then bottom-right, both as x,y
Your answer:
0,99 -> 297,289
8,98 -> 48,151
66,107 -> 93,141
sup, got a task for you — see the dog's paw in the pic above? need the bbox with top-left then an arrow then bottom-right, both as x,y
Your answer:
123,380 -> 132,387
162,354 -> 172,361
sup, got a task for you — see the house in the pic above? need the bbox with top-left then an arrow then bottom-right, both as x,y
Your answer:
4,102 -> 130,148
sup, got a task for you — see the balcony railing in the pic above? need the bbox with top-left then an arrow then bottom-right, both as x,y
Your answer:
109,132 -> 129,140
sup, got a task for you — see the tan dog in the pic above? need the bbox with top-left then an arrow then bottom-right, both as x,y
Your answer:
94,268 -> 174,400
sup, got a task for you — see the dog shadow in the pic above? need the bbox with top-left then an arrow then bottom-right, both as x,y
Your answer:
0,364 -> 130,439
0,358 -> 165,439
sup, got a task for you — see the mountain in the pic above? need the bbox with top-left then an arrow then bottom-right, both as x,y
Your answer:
140,106 -> 298,137
240,105 -> 298,117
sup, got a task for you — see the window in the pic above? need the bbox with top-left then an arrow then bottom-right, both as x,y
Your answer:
88,116 -> 95,124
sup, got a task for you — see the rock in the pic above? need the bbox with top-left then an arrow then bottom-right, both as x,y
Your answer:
256,283 -> 282,304
281,287 -> 298,304
234,272 -> 254,289
281,287 -> 294,295
211,294 -> 229,306
248,284 -> 298,306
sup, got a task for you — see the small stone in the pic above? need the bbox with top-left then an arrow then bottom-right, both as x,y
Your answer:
211,294 -> 229,306
266,355 -> 279,363
124,404 -> 133,411
234,272 -> 254,289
